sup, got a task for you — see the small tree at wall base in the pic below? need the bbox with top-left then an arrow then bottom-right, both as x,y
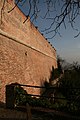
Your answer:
49,57 -> 63,83
59,62 -> 80,113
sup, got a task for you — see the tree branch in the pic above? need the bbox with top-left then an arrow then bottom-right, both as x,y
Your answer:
8,0 -> 21,13
1,0 -> 6,24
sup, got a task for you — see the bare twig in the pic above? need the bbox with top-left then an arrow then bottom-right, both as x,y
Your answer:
74,32 -> 80,38
1,0 -> 80,38
41,0 -> 80,38
8,0 -> 20,13
1,0 -> 6,24
23,0 -> 40,23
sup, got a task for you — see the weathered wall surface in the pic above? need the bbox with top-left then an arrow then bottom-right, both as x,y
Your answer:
0,0 -> 57,103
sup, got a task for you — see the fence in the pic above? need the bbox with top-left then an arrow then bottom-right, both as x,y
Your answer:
5,83 -> 80,119
6,83 -> 57,109
6,83 -> 80,108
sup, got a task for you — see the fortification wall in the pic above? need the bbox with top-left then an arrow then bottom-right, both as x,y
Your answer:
0,0 -> 57,103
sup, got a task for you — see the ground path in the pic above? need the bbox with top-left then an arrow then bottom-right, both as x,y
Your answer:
0,106 -> 80,120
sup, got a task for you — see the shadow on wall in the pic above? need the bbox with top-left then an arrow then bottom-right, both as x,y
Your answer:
0,101 -> 6,108
40,65 -> 63,98
49,65 -> 63,83
40,66 -> 55,97
5,64 -> 63,108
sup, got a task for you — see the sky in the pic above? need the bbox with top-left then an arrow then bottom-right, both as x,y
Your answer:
16,0 -> 80,64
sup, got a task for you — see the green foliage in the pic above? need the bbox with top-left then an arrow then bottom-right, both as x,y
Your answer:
49,67 -> 62,81
59,63 -> 80,113
57,58 -> 63,74
14,85 -> 66,110
54,68 -> 61,79
14,62 -> 80,115
49,57 -> 63,83
14,85 -> 27,106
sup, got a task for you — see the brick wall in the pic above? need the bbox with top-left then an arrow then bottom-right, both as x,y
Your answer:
0,0 -> 57,103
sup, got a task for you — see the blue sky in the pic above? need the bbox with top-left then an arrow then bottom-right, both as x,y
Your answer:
17,0 -> 80,64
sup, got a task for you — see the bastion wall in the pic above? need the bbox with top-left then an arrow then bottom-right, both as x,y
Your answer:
0,0 -> 57,103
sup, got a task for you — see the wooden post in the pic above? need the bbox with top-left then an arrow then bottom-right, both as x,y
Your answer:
6,84 -> 15,109
26,103 -> 32,120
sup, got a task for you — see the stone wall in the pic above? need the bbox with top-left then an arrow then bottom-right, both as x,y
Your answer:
0,0 -> 57,103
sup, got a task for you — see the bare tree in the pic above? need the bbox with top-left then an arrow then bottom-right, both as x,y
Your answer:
1,0 -> 80,38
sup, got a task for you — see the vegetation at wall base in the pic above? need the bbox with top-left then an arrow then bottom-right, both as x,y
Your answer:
14,85 -> 80,116
13,62 -> 80,116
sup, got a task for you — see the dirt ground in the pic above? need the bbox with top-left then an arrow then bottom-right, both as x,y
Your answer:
0,107 -> 27,119
0,103 -> 80,120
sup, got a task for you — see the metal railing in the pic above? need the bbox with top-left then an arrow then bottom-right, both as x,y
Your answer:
5,83 -> 80,108
5,83 -> 80,120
